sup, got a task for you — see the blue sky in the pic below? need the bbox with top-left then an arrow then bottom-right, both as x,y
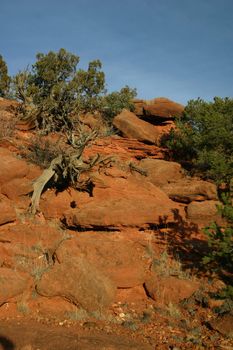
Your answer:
1,0 -> 233,104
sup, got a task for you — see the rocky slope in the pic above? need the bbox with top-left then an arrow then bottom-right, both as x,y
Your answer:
0,97 -> 232,349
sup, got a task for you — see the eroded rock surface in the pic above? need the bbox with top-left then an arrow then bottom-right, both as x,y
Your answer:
113,109 -> 160,144
36,257 -> 116,312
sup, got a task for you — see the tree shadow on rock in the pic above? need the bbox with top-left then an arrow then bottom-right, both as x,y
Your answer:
0,336 -> 15,350
156,209 -> 210,276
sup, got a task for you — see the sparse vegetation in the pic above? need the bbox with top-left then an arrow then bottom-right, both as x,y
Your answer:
11,48 -> 137,133
101,85 -> 137,121
0,114 -> 17,140
0,54 -> 10,97
203,188 -> 233,299
163,97 -> 233,183
151,249 -> 191,280
17,300 -> 30,315
25,135 -> 63,169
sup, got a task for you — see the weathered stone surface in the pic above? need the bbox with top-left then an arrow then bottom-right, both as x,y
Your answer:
113,109 -> 160,144
186,200 -> 219,224
0,268 -> 31,305
83,135 -> 166,161
1,178 -> 32,200
36,257 -> 116,312
209,313 -> 233,338
0,147 -> 29,185
133,99 -> 144,116
144,274 -> 199,305
138,159 -> 184,187
162,179 -> 218,203
0,200 -> 17,226
40,188 -> 91,220
56,232 -> 148,288
0,223 -> 72,272
143,97 -> 184,120
63,175 -> 182,229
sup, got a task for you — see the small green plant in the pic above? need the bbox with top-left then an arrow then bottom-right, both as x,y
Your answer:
203,193 -> 233,271
166,302 -> 181,318
31,265 -> 49,281
17,300 -> 30,315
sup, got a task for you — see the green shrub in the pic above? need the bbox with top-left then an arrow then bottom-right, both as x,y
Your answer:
12,49 -> 105,133
203,187 -> 233,299
163,97 -> 233,183
101,85 -> 137,120
203,192 -> 233,270
0,54 -> 10,97
12,49 -> 136,133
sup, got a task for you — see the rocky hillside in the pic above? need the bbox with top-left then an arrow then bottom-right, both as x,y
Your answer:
0,97 -> 232,350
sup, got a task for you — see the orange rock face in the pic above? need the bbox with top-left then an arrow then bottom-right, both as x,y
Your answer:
113,109 -> 160,144
134,97 -> 184,120
143,97 -> 184,119
63,174 -> 183,229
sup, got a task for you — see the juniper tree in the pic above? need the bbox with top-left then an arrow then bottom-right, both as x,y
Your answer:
0,54 -> 10,97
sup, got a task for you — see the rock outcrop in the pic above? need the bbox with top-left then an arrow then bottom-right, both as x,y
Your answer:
134,97 -> 184,120
63,174 -> 183,229
36,257 -> 116,312
113,109 -> 160,144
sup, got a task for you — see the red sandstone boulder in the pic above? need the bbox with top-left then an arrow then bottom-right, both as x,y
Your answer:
186,200 -> 220,225
0,147 -> 29,185
0,223 -> 72,272
144,274 -> 199,305
56,232 -> 148,288
138,159 -> 184,187
63,174 -> 183,229
0,268 -> 32,305
162,179 -> 218,203
133,99 -> 144,116
1,178 -> 32,200
36,256 -> 116,312
113,109 -> 160,144
40,188 -> 91,220
142,97 -> 184,120
0,200 -> 17,226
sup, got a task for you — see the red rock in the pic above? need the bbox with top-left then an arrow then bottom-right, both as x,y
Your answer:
56,232 -> 148,288
144,274 -> 199,305
162,179 -> 218,203
138,159 -> 184,186
0,147 -> 29,185
133,99 -> 144,116
36,256 -> 116,312
15,120 -> 36,131
0,223 -> 72,272
113,109 -> 160,144
143,97 -> 184,120
209,313 -> 233,338
40,188 -> 91,220
1,178 -> 32,200
63,175 -> 183,229
186,200 -> 220,225
0,268 -> 32,305
0,200 -> 17,226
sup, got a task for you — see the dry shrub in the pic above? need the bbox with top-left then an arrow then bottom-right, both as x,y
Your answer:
26,135 -> 63,168
0,114 -> 17,140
